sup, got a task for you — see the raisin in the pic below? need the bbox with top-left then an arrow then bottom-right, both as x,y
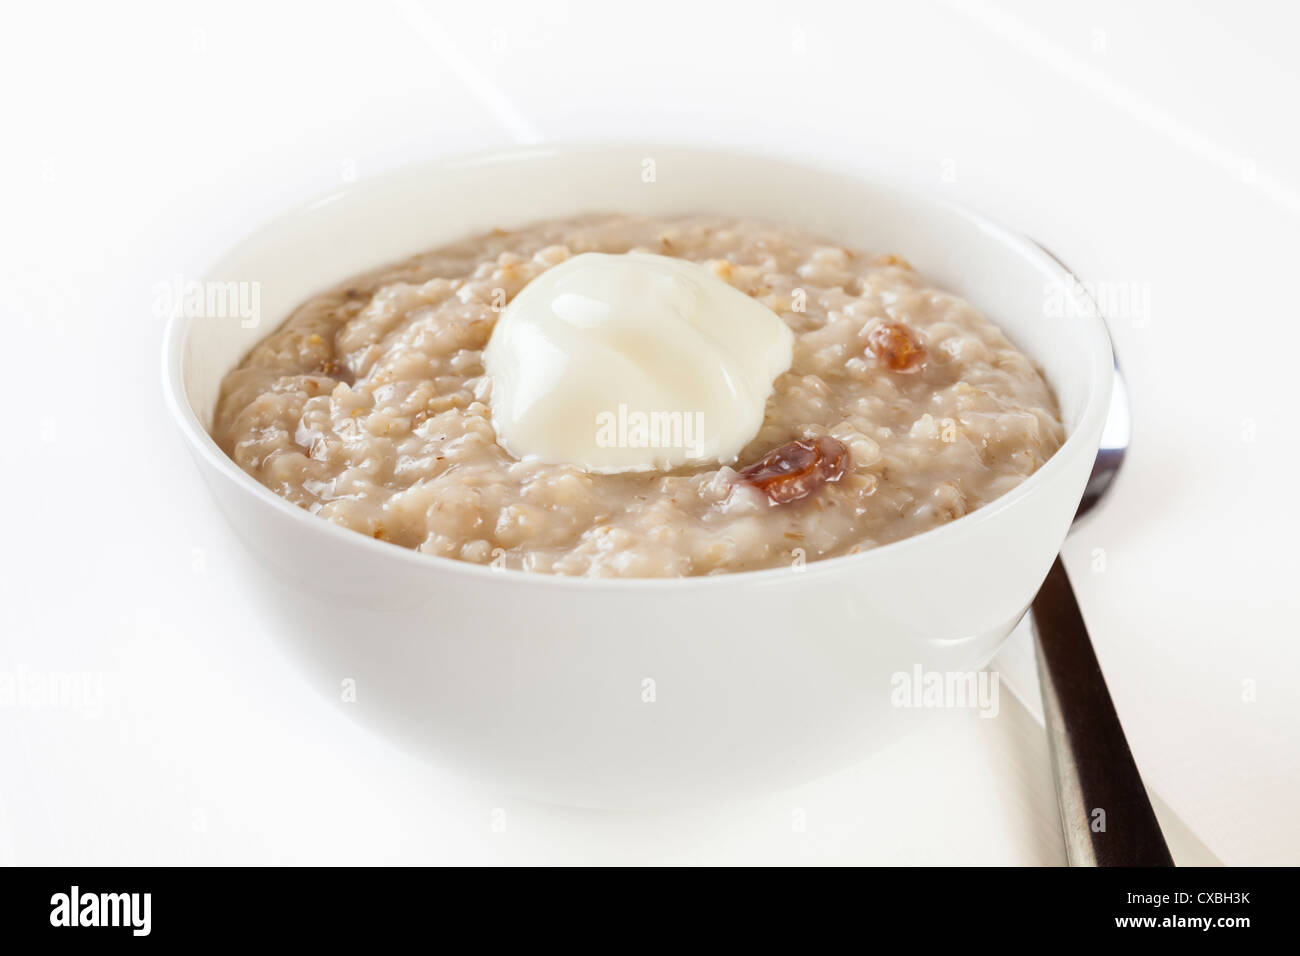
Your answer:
738,436 -> 849,505
315,359 -> 355,385
867,322 -> 926,372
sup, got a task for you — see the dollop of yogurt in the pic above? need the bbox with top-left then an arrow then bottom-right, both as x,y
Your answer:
484,252 -> 794,474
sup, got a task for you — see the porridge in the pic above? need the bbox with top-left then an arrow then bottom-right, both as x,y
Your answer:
214,214 -> 1064,577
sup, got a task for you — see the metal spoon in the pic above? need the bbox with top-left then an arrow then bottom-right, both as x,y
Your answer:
1029,246 -> 1173,866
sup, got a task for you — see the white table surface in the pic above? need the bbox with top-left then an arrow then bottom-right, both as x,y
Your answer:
1,0 -> 1295,865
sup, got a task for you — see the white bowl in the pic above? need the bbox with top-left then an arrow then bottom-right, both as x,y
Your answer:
163,144 -> 1113,807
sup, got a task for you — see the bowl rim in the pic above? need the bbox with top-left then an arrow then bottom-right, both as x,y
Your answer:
162,140 -> 1114,591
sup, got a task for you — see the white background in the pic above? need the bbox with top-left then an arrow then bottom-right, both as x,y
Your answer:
1,0 -> 1296,865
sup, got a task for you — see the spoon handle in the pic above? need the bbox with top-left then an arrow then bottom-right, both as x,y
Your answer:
1031,556 -> 1174,866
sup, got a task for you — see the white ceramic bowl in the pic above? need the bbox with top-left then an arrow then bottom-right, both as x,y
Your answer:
163,144 -> 1113,807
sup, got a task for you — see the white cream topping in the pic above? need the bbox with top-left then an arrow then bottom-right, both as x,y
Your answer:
484,252 -> 793,474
